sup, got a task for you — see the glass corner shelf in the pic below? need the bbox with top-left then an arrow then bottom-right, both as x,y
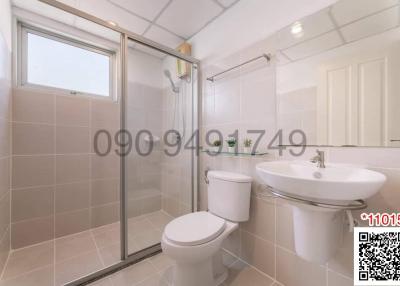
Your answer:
201,149 -> 268,157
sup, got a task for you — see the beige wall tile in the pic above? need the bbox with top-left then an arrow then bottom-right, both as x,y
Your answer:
240,67 -> 276,123
127,198 -> 142,218
0,192 -> 10,236
142,85 -> 162,111
0,34 -> 11,277
11,216 -> 54,249
141,195 -> 162,214
91,100 -> 120,128
141,173 -> 161,191
240,230 -> 275,278
0,118 -> 10,158
13,89 -> 55,124
12,186 -> 54,222
91,178 -> 119,206
0,227 -> 10,277
56,154 -> 90,184
0,82 -> 11,121
12,155 -> 54,189
213,78 -> 241,125
0,157 -> 9,199
12,123 -> 54,155
364,167 -> 400,213
91,203 -> 120,228
329,148 -> 400,169
56,95 -> 90,126
55,209 -> 90,238
55,182 -> 90,213
241,196 -> 275,243
56,126 -> 90,154
276,247 -> 326,286
90,127 -> 119,155
162,196 -> 180,218
91,153 -> 120,179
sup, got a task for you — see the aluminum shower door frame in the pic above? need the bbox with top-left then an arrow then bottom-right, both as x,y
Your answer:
36,1 -> 201,285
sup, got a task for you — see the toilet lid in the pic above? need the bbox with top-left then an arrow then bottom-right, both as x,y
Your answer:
164,212 -> 226,246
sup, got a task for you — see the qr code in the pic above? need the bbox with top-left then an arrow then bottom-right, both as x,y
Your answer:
354,227 -> 400,285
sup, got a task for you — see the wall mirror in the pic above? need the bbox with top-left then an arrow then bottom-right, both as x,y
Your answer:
275,0 -> 400,147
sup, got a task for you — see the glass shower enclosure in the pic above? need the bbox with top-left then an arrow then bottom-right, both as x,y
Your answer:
121,38 -> 197,260
124,39 -> 198,259
35,0 -> 200,284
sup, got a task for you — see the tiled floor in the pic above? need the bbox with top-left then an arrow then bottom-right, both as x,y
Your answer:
0,211 -> 174,286
88,251 -> 278,286
0,210 -> 279,286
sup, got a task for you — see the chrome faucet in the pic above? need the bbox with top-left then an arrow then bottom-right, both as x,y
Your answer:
310,150 -> 326,168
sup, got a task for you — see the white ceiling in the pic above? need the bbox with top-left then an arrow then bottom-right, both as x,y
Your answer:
11,0 -> 240,52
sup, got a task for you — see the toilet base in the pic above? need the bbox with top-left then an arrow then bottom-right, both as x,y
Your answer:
161,217 -> 239,286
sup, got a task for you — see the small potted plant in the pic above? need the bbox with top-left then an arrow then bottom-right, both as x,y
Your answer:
212,140 -> 222,153
226,137 -> 237,153
243,138 -> 252,154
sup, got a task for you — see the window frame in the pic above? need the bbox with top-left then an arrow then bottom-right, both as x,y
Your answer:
18,22 -> 116,100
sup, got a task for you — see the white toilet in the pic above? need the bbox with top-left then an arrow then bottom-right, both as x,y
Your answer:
161,171 -> 252,286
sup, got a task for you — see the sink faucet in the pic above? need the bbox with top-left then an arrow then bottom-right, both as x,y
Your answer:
310,150 -> 326,168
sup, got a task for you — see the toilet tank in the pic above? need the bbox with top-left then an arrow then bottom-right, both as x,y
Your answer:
207,171 -> 252,222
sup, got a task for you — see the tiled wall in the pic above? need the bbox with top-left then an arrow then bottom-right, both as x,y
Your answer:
11,88 -> 120,249
125,81 -> 163,218
160,79 -> 193,218
200,38 -> 400,286
9,44 -> 168,249
277,87 -> 317,145
0,0 -> 12,275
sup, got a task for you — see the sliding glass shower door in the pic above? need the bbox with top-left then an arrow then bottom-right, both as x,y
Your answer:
21,2 -> 199,285
124,38 -> 198,256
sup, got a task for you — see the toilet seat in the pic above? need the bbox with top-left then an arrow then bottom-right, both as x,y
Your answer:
164,212 -> 226,246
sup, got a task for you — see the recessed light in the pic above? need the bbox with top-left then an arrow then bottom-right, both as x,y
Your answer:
291,21 -> 303,38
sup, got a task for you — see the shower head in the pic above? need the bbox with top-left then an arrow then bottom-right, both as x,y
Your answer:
164,69 -> 180,93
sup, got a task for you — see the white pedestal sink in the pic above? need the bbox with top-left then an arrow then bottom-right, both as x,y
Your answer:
256,161 -> 386,263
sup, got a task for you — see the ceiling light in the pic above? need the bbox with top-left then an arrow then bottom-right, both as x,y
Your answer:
291,21 -> 303,38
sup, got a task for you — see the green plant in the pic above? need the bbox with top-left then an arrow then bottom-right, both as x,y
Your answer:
243,138 -> 252,147
213,140 -> 222,147
226,137 -> 237,147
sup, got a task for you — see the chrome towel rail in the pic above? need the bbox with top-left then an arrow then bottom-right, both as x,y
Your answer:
206,53 -> 271,82
262,186 -> 367,210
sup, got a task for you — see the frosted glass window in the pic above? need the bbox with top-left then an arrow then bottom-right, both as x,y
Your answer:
23,29 -> 113,97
